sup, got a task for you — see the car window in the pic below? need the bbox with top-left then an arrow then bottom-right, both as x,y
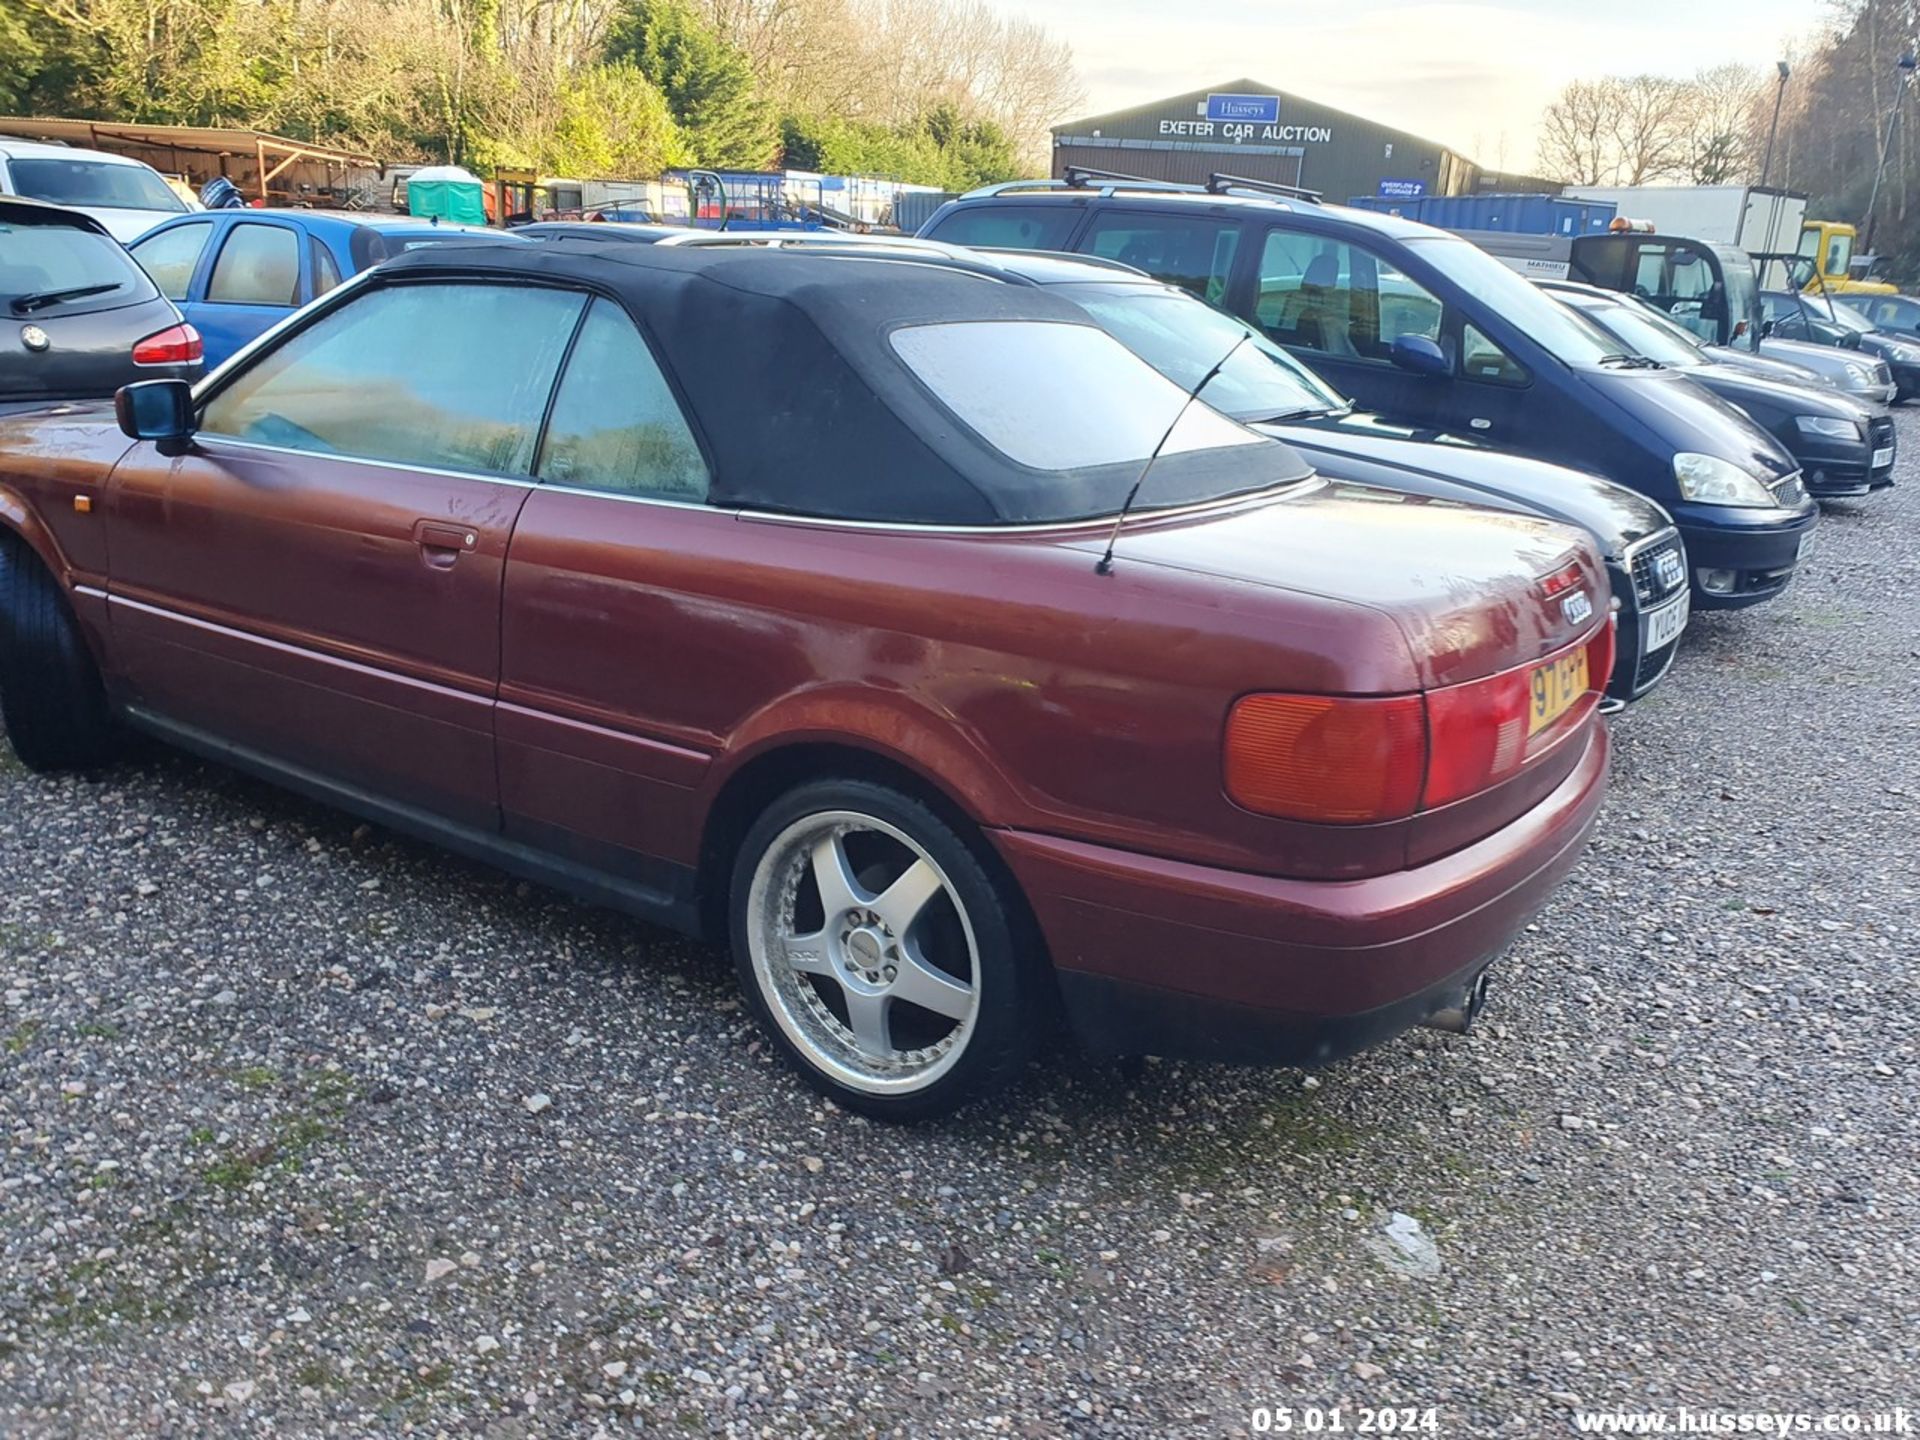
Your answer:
1056,282 -> 1347,421
537,299 -> 708,501
206,224 -> 301,306
130,222 -> 213,301
1080,213 -> 1244,305
1461,323 -> 1529,384
920,204 -> 1079,251
891,319 -> 1260,472
1255,231 -> 1443,362
6,157 -> 187,213
0,217 -> 157,312
311,238 -> 343,297
200,282 -> 585,477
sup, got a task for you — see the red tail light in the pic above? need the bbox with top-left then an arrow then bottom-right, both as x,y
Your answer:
132,323 -> 203,366
1227,622 -> 1612,824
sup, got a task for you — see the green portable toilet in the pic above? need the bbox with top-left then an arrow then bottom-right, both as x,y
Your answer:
406,165 -> 488,225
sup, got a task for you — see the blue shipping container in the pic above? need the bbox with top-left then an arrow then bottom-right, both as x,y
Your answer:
1344,192 -> 1617,236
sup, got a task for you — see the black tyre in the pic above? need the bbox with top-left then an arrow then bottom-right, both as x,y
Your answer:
0,534 -> 121,772
729,777 -> 1046,1121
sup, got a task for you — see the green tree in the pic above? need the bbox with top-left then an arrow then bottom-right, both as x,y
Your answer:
606,0 -> 775,169
541,62 -> 690,176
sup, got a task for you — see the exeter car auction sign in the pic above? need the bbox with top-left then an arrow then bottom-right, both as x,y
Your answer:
1156,93 -> 1334,144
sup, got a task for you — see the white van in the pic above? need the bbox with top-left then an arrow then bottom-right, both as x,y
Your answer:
0,137 -> 197,242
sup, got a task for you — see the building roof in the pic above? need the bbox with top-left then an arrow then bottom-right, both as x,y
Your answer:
1051,78 -> 1463,157
0,118 -> 378,169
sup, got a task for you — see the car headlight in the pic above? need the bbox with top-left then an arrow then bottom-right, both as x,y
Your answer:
1891,345 -> 1920,364
1795,414 -> 1863,439
1672,452 -> 1779,508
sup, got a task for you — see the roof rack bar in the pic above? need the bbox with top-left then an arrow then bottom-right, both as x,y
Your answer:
957,179 -> 1070,199
1062,165 -> 1210,194
1206,172 -> 1323,203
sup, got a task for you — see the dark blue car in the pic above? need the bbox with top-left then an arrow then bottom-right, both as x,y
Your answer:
127,209 -> 521,367
921,174 -> 1820,610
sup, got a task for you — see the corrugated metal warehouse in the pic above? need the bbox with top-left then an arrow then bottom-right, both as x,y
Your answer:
1051,79 -> 1480,201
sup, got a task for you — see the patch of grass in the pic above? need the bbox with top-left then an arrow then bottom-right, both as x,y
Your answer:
4,1021 -> 39,1055
74,1020 -> 121,1040
294,1357 -> 339,1390
233,1065 -> 278,1091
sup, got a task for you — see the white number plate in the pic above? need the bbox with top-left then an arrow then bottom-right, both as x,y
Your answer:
1645,591 -> 1689,651
1873,445 -> 1894,468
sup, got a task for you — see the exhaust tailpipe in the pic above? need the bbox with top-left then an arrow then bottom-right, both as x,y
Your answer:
1420,970 -> 1492,1035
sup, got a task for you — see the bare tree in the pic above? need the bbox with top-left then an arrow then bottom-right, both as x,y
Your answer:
1680,62 -> 1766,183
1538,77 -> 1618,184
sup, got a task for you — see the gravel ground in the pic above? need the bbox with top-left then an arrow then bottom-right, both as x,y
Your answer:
3,412 -> 1917,1439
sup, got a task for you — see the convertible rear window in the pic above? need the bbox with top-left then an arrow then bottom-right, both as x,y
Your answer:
890,320 -> 1262,472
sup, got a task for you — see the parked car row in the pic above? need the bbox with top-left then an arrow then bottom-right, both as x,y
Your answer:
0,168 -> 1903,1119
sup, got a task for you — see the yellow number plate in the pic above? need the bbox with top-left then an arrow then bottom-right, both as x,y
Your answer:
1528,649 -> 1590,736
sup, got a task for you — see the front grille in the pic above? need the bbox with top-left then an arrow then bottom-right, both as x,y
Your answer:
1628,532 -> 1686,606
1874,361 -> 1895,390
1870,416 -> 1896,466
1770,472 -> 1806,507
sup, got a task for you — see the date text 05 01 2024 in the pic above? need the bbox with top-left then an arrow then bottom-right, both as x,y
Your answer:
1250,1407 -> 1440,1434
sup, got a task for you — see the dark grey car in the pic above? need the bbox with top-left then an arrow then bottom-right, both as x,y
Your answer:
2,196 -> 200,412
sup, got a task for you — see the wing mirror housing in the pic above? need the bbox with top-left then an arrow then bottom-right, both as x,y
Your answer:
1758,318 -> 1775,338
1389,333 -> 1449,377
115,379 -> 196,456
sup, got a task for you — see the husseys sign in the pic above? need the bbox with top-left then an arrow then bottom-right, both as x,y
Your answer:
1158,94 -> 1333,145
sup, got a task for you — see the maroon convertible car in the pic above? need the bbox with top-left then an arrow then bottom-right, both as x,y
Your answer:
0,240 -> 1611,1119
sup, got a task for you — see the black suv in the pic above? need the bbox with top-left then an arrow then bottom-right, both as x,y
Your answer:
919,174 -> 1817,610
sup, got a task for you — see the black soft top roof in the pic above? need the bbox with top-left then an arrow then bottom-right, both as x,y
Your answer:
375,239 -> 1310,525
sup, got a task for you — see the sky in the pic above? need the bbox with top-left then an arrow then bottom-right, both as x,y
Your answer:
1029,0 -> 1816,171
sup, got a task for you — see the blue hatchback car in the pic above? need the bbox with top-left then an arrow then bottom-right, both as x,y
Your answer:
126,209 -> 522,367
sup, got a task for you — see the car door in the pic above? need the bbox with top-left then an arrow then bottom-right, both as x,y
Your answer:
127,217 -> 216,312
104,277 -> 588,831
184,219 -> 308,366
1073,209 -> 1251,310
1247,225 -> 1449,428
495,295 -> 723,902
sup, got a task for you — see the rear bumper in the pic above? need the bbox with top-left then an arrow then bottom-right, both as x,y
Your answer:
994,721 -> 1610,1064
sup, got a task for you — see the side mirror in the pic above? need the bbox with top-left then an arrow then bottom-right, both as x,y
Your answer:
1389,333 -> 1449,377
115,379 -> 195,455
1759,318 -> 1775,338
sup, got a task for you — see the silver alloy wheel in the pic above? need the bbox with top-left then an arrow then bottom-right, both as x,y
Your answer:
745,810 -> 981,1095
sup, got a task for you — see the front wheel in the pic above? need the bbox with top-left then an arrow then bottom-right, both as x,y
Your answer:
0,535 -> 121,772
729,778 -> 1045,1121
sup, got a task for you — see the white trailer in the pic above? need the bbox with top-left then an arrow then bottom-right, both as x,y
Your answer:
1560,184 -> 1806,253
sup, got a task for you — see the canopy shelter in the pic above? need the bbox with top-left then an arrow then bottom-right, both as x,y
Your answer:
0,118 -> 382,207
405,165 -> 488,225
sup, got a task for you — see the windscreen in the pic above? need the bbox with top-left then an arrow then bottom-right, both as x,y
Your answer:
1403,235 -> 1623,364
8,158 -> 188,214
1058,283 -> 1348,422
1559,296 -> 1702,367
0,216 -> 157,310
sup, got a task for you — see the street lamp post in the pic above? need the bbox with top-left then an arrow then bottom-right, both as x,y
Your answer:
1758,61 -> 1792,252
1862,52 -> 1917,253
1761,59 -> 1792,186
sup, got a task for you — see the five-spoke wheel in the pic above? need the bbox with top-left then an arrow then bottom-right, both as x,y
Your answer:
730,779 -> 1044,1119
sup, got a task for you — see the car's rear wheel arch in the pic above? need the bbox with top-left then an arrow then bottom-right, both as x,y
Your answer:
698,743 -> 983,934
